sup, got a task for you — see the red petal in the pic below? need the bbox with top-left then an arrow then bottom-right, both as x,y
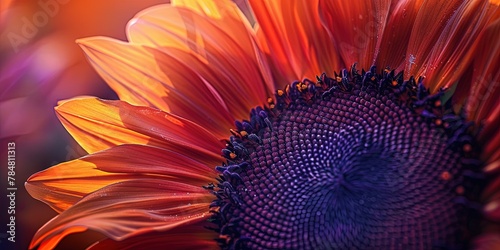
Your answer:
29,179 -> 213,249
484,198 -> 500,222
376,0 -> 424,71
26,144 -> 218,212
473,233 -> 500,250
88,222 -> 217,250
466,19 -> 500,164
250,0 -> 342,84
402,1 -> 464,82
404,1 -> 498,92
318,0 -> 392,70
430,1 -> 499,90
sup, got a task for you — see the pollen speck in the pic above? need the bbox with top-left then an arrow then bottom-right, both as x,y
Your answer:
463,144 -> 472,153
441,171 -> 451,181
229,152 -> 237,159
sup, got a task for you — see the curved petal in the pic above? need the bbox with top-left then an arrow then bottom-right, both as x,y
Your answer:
77,37 -> 238,137
402,0 -> 465,82
484,193 -> 500,222
171,0 -> 251,38
77,36 -> 170,112
464,19 -> 500,163
88,223 -> 217,250
126,4 -> 274,113
375,0 -> 424,71
29,179 -> 213,250
473,234 -> 500,250
318,0 -> 391,70
55,97 -> 225,158
26,144 -> 218,213
250,0 -> 342,84
404,1 -> 499,92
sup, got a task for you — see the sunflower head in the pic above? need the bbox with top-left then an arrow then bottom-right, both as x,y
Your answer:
25,0 -> 500,249
208,66 -> 484,249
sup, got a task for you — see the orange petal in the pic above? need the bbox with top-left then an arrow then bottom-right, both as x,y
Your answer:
250,0 -> 342,84
79,37 -> 241,138
78,37 -> 239,132
55,97 -> 225,158
29,179 -> 213,249
77,36 -> 170,112
126,4 -> 274,115
26,144 -> 218,213
318,0 -> 391,70
88,223 -> 217,250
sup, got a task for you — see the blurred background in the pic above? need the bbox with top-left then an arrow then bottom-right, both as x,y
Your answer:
0,1 -> 169,249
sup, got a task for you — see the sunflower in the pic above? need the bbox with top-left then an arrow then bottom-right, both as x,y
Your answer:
26,0 -> 500,249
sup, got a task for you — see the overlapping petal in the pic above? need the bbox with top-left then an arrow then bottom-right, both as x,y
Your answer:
26,0 -> 500,249
474,20 -> 500,242
318,0 -> 391,70
29,178 -> 213,249
55,97 -> 224,159
88,223 -> 217,250
126,2 -> 274,118
78,38 -> 240,138
465,19 -> 500,163
404,0 -> 499,92
26,144 -> 218,213
474,233 -> 500,250
317,0 -> 499,93
249,0 -> 341,84
375,0 -> 424,73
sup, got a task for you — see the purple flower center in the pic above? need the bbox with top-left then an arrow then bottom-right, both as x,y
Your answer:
207,65 -> 482,249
